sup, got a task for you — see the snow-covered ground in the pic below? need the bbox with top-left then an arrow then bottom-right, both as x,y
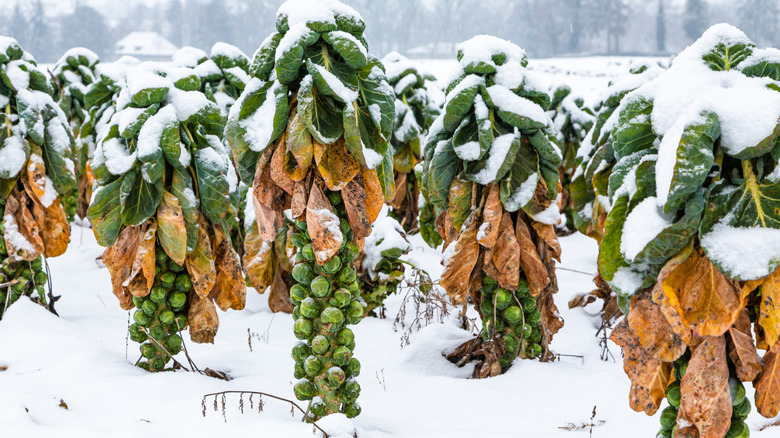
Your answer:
1,57 -> 778,437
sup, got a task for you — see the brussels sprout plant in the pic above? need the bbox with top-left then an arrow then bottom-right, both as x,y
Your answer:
382,52 -> 441,234
225,0 -> 396,420
88,61 -> 246,371
423,35 -> 564,378
601,24 -> 780,437
52,47 -> 100,220
0,37 -> 75,318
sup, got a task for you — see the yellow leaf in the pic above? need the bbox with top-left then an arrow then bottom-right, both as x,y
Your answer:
243,222 -> 275,292
185,215 -> 216,298
314,138 -> 360,191
157,190 -> 187,265
759,267 -> 780,348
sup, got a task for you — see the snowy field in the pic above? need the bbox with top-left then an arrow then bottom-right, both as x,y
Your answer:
1,57 -> 778,438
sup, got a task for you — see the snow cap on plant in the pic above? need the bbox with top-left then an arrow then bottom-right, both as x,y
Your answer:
53,48 -> 99,131
600,23 -> 780,302
568,60 -> 664,239
423,35 -> 564,375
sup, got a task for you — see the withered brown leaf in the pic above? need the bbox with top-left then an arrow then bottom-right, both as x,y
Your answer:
477,183 -> 502,248
314,138 -> 360,191
211,228 -> 247,311
678,335 -> 731,438
188,292 -> 219,344
306,183 -> 343,265
726,309 -> 761,382
484,212 -> 520,290
185,215 -> 216,299
243,222 -> 275,292
628,289 -> 687,362
515,215 -> 549,297
127,222 -> 156,298
103,226 -> 140,309
439,213 -> 479,304
341,172 -> 372,242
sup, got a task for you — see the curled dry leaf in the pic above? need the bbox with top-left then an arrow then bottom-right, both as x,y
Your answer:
759,266 -> 780,349
188,292 -> 219,344
515,215 -> 549,297
628,289 -> 687,362
361,167 -> 385,221
439,213 -> 479,304
286,110 -> 313,177
243,222 -> 275,292
185,215 -> 216,299
102,226 -> 141,310
661,247 -> 746,337
25,154 -> 47,202
271,135 -> 296,195
314,138 -> 360,191
211,228 -> 247,311
678,335 -> 731,438
306,183 -> 343,265
157,190 -> 187,265
290,177 -> 309,219
4,193 -> 44,261
652,242 -> 694,345
726,308 -> 761,382
20,172 -> 69,258
341,172 -> 372,242
477,183 -> 502,248
253,149 -> 285,242
755,349 -> 780,418
483,212 -> 520,290
127,222 -> 156,298
268,263 -> 294,313
435,208 -> 457,248
390,172 -> 406,210
610,318 -> 671,415
532,222 -> 561,262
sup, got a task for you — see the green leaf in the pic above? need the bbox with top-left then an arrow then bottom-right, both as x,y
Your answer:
171,167 -> 200,253
159,122 -> 182,168
194,146 -> 232,230
527,130 -> 562,167
275,28 -> 320,85
323,31 -> 367,69
663,111 -> 719,214
426,138 -> 459,211
298,77 -> 343,144
120,103 -> 160,139
342,101 -> 366,166
451,113 -> 480,161
633,189 -> 704,267
499,138 -> 538,212
42,124 -> 77,194
87,176 -> 124,247
608,149 -> 653,200
443,75 -> 483,132
306,59 -> 356,103
174,74 -> 202,92
464,133 -> 521,185
741,59 -> 780,81
120,165 -> 162,226
358,58 -> 395,141
628,160 -> 657,211
250,32 -> 283,81
377,149 -> 395,201
612,96 -> 655,160
598,194 -> 630,282
702,42 -> 754,71
131,85 -> 169,108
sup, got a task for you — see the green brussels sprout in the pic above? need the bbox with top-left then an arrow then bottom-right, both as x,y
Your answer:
321,307 -> 345,328
21,268 -> 31,279
678,361 -> 687,379
175,314 -> 188,331
346,301 -> 364,319
659,406 -> 677,431
333,346 -> 352,367
310,399 -> 327,417
160,272 -> 176,286
294,252 -> 305,264
729,377 -> 746,406
159,310 -> 175,325
292,263 -> 315,285
528,328 -> 542,343
343,402 -> 361,418
336,328 -> 355,346
483,276 -> 497,287
521,296 -> 537,312
291,231 -> 309,248
166,334 -> 182,353
503,306 -> 523,325
495,289 -> 512,310
129,323 -> 147,342
733,397 -> 751,419
725,420 -> 749,438
339,219 -> 351,237
526,308 -> 542,325
13,278 -> 27,292
338,267 -> 357,285
174,274 -> 192,292
295,219 -> 307,231
479,298 -> 494,315
330,288 -> 351,308
294,379 -> 317,400
346,280 -> 361,297
150,286 -> 168,303
132,295 -> 144,309
149,357 -> 166,371
292,342 -> 312,363
327,191 -> 342,205
133,310 -> 152,327
156,250 -> 168,264
302,243 -> 315,261
168,260 -> 185,272
311,335 -> 330,355
311,276 -> 331,298
140,343 -> 156,358
300,297 -> 320,318
666,381 -> 681,408
168,291 -> 187,310
149,326 -> 166,340
327,366 -> 347,387
530,343 -> 542,358
347,357 -> 361,377
503,334 -> 519,354
290,284 -> 308,303
293,305 -> 301,320
294,363 -> 306,379
341,378 -> 360,400
323,256 -> 342,275
293,317 -> 314,340
141,300 -> 157,316
31,257 -> 42,271
33,271 -> 47,285
304,355 -> 323,376
656,430 -> 671,438
342,241 -> 359,263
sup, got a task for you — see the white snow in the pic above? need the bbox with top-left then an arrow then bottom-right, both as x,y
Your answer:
0,135 -> 27,178
504,173 -> 538,212
470,133 -> 515,184
313,208 -> 343,261
45,122 -> 71,154
620,196 -> 673,261
167,88 -> 215,122
228,78 -> 282,153
362,216 -> 411,279
102,137 -> 136,176
701,221 -> 780,280
611,266 -> 644,296
394,73 -> 417,96
210,42 -> 247,62
531,200 -> 562,225
456,34 -> 526,72
2,214 -> 36,259
453,141 -> 480,161
311,63 -> 358,102
486,84 -> 548,125
172,46 -> 208,68
276,0 -> 362,30
5,60 -> 29,90
136,105 -> 177,161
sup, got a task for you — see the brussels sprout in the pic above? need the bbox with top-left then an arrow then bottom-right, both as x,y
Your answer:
134,310 -> 152,326
521,296 -> 537,312
292,263 -> 315,285
344,402 -> 361,418
166,334 -> 182,353
168,291 -> 187,310
729,377 -> 746,406
503,306 -> 523,325
495,288 -> 512,310
292,342 -> 312,363
294,318 -> 314,339
295,219 -> 307,231
31,257 -> 42,271
346,301 -> 364,319
479,299 -> 494,315
149,326 -> 166,340
659,406 -> 677,431
168,260 -> 185,272
300,297 -> 320,318
293,305 -> 301,320
725,420 -> 749,438
156,250 -> 168,264
337,267 -> 357,285
311,276 -> 331,298
294,363 -> 306,379
311,335 -> 330,355
140,343 -> 156,358
304,355 -> 323,376
174,274 -> 192,292
302,244 -> 315,261
483,276 -> 497,287
327,346 -> 351,368
129,323 -> 147,342
327,191 -> 342,206
528,328 -> 542,343
159,310 -> 175,325
141,300 -> 157,316
33,271 -> 47,285
342,378 -> 360,400
330,288 -> 351,308
347,357 -> 361,377
526,308 -> 542,325
132,295 -> 144,309
290,284 -> 308,303
294,379 -> 317,401
342,241 -> 359,263
666,381 -> 681,408
160,272 -> 176,286
327,366 -> 347,387
733,397 -> 751,419
323,256 -> 342,275
503,334 -> 519,354
150,286 -> 167,303
310,398 -> 327,417
321,307 -> 345,328
530,343 -> 542,358
291,231 -> 309,248
175,314 -> 188,331
336,327 -> 355,346
149,357 -> 166,371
